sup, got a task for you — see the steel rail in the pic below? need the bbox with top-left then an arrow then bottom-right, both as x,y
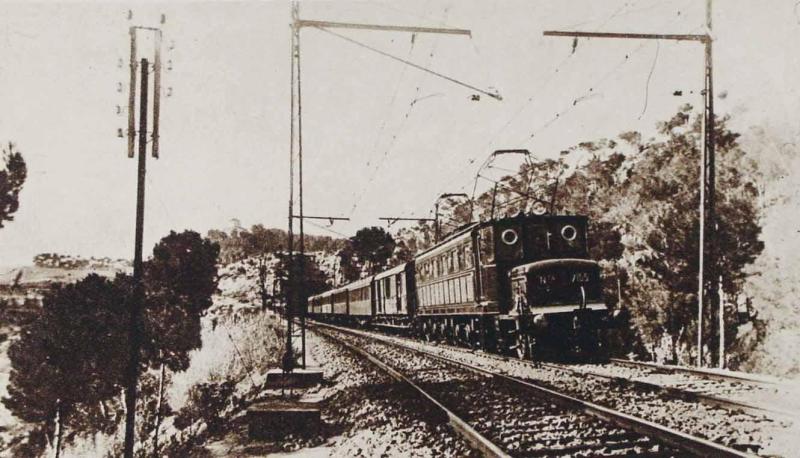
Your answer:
540,362 -> 800,422
608,358 -> 795,387
313,321 -> 754,458
316,326 -> 510,458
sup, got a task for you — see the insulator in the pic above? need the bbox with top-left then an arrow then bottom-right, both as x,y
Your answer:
126,9 -> 133,20
116,82 -> 123,93
166,87 -> 173,97
117,58 -> 124,69
160,14 -> 166,24
115,105 -> 122,115
166,60 -> 173,71
117,128 -> 124,138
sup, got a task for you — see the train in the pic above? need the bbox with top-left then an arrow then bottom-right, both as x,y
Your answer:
308,212 -> 613,361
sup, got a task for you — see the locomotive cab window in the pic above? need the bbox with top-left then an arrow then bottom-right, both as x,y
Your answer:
478,226 -> 494,264
495,223 -> 522,261
550,219 -> 587,256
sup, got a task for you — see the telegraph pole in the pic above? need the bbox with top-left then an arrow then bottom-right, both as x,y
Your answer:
122,24 -> 163,458
543,0 -> 716,367
286,2 -> 476,370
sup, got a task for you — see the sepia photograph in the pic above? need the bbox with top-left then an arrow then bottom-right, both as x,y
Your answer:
1,0 -> 799,456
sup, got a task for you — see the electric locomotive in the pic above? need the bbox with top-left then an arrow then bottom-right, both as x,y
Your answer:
308,212 -> 610,361
413,213 -> 607,360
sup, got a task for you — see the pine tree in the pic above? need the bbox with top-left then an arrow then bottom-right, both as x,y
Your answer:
0,142 -> 27,229
140,230 -> 220,455
3,274 -> 128,457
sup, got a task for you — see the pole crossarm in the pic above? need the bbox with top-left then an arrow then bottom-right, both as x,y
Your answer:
296,19 -> 471,36
379,216 -> 436,222
543,30 -> 709,43
291,215 -> 350,221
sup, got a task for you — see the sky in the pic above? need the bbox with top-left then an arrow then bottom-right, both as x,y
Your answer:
1,0 -> 799,266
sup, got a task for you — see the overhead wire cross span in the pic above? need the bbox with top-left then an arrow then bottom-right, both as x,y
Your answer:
310,25 -> 502,101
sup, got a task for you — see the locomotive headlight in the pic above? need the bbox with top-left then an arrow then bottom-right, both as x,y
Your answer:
501,228 -> 519,245
561,224 -> 578,242
531,201 -> 548,215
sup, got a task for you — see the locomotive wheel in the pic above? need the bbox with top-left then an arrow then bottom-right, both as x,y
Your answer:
464,323 -> 478,350
456,323 -> 471,349
444,322 -> 456,346
515,332 -> 531,360
423,322 -> 434,342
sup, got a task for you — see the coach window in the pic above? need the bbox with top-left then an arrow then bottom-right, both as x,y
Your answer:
446,280 -> 453,304
479,226 -> 494,264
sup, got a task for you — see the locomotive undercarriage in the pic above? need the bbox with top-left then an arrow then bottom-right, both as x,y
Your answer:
411,309 -> 609,362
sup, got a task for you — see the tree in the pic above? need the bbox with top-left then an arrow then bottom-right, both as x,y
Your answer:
338,227 -> 396,281
432,105 -> 763,364
140,230 -> 220,455
0,142 -> 27,229
207,224 -> 344,265
3,274 -> 128,457
274,253 -> 330,306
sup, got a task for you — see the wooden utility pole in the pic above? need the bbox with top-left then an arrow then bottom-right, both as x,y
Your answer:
285,2 -> 299,373
543,0 -> 716,368
286,2 -> 475,370
718,275 -> 725,368
122,24 -> 163,458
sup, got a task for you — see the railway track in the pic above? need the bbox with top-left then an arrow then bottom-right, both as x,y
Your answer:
554,358 -> 800,421
365,323 -> 800,423
342,322 -> 799,425
312,321 -> 752,458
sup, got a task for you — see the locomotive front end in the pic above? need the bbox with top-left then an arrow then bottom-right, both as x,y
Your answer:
510,258 -> 608,360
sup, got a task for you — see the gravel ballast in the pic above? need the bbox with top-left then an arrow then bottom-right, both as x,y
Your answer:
323,324 -> 799,457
